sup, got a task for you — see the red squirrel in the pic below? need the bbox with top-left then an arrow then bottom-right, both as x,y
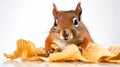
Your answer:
45,3 -> 93,52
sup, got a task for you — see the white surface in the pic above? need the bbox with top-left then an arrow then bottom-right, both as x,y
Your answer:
1,62 -> 120,67
1,60 -> 120,67
0,53 -> 120,67
0,0 -> 120,65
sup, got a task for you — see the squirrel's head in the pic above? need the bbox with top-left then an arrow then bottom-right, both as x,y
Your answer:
51,3 -> 83,43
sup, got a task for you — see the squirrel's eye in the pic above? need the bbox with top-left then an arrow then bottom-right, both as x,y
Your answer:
54,19 -> 58,28
73,18 -> 79,27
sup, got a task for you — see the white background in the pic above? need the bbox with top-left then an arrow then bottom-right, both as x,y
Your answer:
0,0 -> 120,55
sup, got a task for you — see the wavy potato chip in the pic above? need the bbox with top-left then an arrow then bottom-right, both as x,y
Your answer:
106,60 -> 120,64
82,42 -> 113,63
49,44 -> 87,62
4,39 -> 47,61
105,46 -> 120,63
108,46 -> 120,56
3,39 -> 120,63
4,39 -> 29,60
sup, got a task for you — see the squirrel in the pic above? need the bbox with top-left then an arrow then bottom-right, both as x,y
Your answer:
45,3 -> 93,52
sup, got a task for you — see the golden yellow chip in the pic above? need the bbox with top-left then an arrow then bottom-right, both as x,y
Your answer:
104,46 -> 120,63
110,52 -> 120,60
4,39 -> 28,60
106,60 -> 120,64
4,39 -> 42,61
49,44 -> 87,62
82,42 -> 113,63
4,39 -> 120,63
108,46 -> 120,56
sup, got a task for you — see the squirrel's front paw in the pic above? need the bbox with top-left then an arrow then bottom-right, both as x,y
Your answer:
47,44 -> 61,54
78,47 -> 84,53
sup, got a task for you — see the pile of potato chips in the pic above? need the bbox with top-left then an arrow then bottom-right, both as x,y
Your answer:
4,39 -> 120,63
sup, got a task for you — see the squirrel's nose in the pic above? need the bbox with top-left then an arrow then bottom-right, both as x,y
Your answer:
59,29 -> 73,40
61,29 -> 69,40
62,29 -> 69,37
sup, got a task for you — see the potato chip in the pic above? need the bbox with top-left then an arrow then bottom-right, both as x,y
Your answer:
82,42 -> 113,63
49,44 -> 87,62
106,60 -> 120,64
108,46 -> 120,56
4,39 -> 28,60
4,39 -> 120,63
109,53 -> 120,60
40,57 -> 49,62
104,46 -> 120,63
4,39 -> 45,61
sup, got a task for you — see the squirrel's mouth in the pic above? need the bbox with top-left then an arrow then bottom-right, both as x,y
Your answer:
60,34 -> 73,41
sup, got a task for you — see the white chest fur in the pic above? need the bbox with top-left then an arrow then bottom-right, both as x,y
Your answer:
53,40 -> 67,50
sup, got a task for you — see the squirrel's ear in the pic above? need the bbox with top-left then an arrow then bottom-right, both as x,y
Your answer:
75,3 -> 82,20
53,3 -> 58,17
